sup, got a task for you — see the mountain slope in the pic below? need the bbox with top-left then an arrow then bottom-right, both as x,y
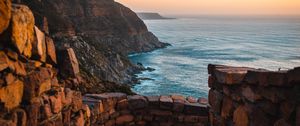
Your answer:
23,0 -> 169,93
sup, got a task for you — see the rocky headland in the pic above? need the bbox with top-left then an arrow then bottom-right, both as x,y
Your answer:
22,0 -> 170,94
137,12 -> 175,20
0,0 -> 299,126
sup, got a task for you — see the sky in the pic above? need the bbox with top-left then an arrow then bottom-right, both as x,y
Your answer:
116,0 -> 300,16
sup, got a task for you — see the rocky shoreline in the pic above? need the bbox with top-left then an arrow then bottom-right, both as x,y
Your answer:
21,0 -> 170,94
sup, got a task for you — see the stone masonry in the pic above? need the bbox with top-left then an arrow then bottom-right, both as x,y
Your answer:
83,93 -> 209,126
208,64 -> 300,126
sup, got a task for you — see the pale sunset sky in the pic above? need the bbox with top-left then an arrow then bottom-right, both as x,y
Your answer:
116,0 -> 300,16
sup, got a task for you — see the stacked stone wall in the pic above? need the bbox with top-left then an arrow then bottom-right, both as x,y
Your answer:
83,93 -> 209,126
208,64 -> 300,126
0,2 -> 89,126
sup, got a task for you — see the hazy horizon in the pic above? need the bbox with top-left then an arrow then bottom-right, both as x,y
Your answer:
117,0 -> 300,16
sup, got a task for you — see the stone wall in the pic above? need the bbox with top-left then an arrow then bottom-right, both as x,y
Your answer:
208,64 -> 300,126
0,2 -> 89,126
83,93 -> 209,126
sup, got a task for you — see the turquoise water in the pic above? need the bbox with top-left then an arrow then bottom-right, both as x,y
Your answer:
129,16 -> 300,98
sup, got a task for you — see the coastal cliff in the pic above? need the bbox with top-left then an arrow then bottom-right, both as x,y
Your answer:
22,0 -> 169,93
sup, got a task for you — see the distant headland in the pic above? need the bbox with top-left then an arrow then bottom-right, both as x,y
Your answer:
137,12 -> 176,20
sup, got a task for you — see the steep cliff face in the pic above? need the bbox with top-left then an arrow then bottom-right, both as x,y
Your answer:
23,0 -> 169,89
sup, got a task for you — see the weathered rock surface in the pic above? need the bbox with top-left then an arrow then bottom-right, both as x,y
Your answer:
22,0 -> 170,92
208,64 -> 300,126
10,4 -> 34,57
0,0 -> 11,34
84,93 -> 209,126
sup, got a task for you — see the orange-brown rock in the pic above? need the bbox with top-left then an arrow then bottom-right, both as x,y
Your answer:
0,51 -> 9,71
116,114 -> 134,125
45,36 -> 57,64
27,60 -> 43,68
71,91 -> 83,112
0,0 -> 11,34
38,79 -> 51,95
0,79 -> 24,110
42,103 -> 53,119
74,110 -> 85,126
10,4 -> 34,57
221,96 -> 233,119
49,93 -> 62,114
12,60 -> 27,76
24,67 -> 52,100
25,94 -> 41,125
33,26 -> 46,62
233,106 -> 249,126
5,73 -> 16,85
6,49 -> 18,61
213,65 -> 253,84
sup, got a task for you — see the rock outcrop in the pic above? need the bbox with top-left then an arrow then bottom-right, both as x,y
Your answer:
22,0 -> 169,92
0,3 -> 90,125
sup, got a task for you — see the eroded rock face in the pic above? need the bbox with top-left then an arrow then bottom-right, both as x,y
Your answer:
0,0 -> 11,34
10,4 -> 35,57
22,0 -> 169,89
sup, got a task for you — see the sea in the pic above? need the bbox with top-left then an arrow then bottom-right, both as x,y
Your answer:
128,16 -> 300,98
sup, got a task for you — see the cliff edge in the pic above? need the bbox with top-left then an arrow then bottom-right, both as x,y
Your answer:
22,0 -> 169,93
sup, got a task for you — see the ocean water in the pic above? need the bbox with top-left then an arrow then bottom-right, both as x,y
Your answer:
129,16 -> 300,98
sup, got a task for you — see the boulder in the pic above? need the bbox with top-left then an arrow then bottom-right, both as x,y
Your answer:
10,4 -> 34,57
0,79 -> 24,110
0,0 -> 11,34
33,26 -> 46,62
58,48 -> 80,78
0,51 -> 9,71
45,36 -> 57,64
